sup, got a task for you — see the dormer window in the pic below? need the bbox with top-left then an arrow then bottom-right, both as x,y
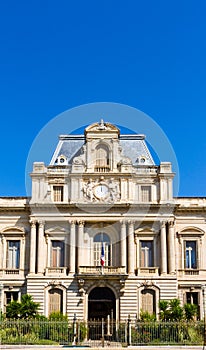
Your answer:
95,144 -> 110,172
55,155 -> 68,165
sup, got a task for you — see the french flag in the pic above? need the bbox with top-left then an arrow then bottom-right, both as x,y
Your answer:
100,243 -> 105,267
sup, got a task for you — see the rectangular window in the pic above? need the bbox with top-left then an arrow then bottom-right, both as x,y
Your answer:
141,186 -> 151,202
53,186 -> 64,202
51,241 -> 65,267
185,241 -> 197,269
5,291 -> 19,305
140,241 -> 153,267
186,292 -> 198,305
7,241 -> 20,269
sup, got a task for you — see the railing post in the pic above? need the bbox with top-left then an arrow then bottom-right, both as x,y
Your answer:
101,318 -> 104,347
202,285 -> 206,349
124,320 -> 127,345
73,313 -> 77,346
0,283 -> 3,319
128,314 -> 131,346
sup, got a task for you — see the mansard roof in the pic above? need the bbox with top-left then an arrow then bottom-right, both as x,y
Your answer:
50,121 -> 155,166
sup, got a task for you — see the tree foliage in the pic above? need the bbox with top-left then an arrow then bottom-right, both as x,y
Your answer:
159,298 -> 197,322
6,294 -> 40,319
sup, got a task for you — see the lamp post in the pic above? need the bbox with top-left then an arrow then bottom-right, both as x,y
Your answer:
201,285 -> 206,349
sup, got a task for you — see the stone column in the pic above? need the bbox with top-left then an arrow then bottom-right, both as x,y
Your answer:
37,221 -> 45,274
168,221 -> 175,274
78,221 -> 85,269
120,221 -> 127,268
128,221 -> 135,274
160,221 -> 167,275
29,221 -> 36,274
69,221 -> 76,274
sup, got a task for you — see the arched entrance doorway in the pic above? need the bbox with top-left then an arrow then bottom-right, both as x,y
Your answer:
88,287 -> 116,321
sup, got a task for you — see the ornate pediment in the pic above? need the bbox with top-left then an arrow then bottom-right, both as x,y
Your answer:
85,120 -> 120,140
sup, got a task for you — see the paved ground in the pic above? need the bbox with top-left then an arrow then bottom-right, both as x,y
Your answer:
0,346 -> 205,350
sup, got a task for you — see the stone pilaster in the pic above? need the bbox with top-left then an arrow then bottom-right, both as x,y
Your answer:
69,221 -> 76,274
128,221 -> 135,274
120,221 -> 127,268
37,221 -> 45,274
78,221 -> 85,269
168,221 -> 175,274
29,221 -> 36,274
1,235 -> 6,269
20,235 -> 25,273
160,221 -> 167,275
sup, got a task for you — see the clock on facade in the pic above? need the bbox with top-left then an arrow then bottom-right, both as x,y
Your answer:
94,184 -> 109,199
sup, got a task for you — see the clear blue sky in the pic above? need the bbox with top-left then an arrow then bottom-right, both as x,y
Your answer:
0,1 -> 206,197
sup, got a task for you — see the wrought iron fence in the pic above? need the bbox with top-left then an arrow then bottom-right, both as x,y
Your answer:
0,318 -> 205,346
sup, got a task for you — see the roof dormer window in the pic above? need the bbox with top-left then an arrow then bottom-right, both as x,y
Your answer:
95,144 -> 110,172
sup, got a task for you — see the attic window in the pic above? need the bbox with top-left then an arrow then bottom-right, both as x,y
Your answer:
141,186 -> 151,202
53,186 -> 64,202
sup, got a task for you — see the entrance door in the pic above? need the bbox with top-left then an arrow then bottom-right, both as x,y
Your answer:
88,287 -> 116,320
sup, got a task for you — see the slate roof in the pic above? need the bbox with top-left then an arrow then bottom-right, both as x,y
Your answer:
50,123 -> 155,166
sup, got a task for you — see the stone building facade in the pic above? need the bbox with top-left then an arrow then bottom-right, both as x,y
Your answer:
0,120 -> 206,321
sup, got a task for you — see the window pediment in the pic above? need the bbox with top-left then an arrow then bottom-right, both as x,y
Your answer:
45,226 -> 67,235
178,227 -> 204,236
135,226 -> 155,236
1,226 -> 26,235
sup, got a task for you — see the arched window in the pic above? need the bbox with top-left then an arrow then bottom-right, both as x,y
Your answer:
95,145 -> 110,172
141,289 -> 156,314
48,288 -> 63,314
93,233 -> 111,266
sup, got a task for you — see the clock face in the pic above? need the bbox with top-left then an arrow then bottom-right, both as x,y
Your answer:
94,184 -> 109,199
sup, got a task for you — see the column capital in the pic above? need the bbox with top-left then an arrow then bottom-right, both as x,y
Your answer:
38,221 -> 45,228
69,220 -> 76,226
30,220 -> 37,227
128,220 -> 135,226
77,220 -> 85,227
120,220 -> 126,226
161,221 -> 166,229
168,220 -> 175,227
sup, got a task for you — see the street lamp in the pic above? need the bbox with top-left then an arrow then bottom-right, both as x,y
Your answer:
201,285 -> 206,349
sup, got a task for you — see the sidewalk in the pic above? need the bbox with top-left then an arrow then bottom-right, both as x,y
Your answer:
0,346 -> 205,350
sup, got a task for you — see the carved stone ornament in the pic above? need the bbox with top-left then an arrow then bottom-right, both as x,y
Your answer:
78,278 -> 85,296
141,280 -> 155,288
48,280 -> 62,288
82,178 -> 120,202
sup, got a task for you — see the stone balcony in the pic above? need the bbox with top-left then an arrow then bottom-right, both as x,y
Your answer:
178,269 -> 200,276
0,268 -> 25,278
78,266 -> 127,275
136,267 -> 159,276
45,267 -> 68,276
